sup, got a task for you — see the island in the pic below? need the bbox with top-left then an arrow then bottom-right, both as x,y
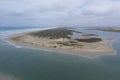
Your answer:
9,28 -> 116,56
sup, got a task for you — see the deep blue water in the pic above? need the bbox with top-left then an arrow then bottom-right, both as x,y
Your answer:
0,27 -> 120,80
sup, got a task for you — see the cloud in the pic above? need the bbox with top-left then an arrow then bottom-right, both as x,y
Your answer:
0,0 -> 120,27
81,0 -> 120,16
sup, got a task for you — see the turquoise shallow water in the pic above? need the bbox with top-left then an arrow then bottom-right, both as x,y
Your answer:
0,27 -> 120,80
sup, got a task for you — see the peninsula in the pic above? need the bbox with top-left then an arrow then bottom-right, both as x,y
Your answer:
9,28 -> 115,56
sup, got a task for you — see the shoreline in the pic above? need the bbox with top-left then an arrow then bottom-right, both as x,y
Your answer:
7,40 -> 93,59
8,38 -> 116,58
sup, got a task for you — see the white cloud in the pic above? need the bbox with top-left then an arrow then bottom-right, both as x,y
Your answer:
0,0 -> 120,27
82,0 -> 120,16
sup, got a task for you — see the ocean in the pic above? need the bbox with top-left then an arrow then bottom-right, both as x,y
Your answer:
0,27 -> 120,80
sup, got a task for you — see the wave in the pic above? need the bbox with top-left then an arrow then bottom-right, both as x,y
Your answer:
5,40 -> 22,48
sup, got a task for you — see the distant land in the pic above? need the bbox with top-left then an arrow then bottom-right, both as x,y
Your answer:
88,27 -> 120,32
96,28 -> 120,32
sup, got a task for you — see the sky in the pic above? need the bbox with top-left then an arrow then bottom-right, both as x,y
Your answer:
0,0 -> 120,27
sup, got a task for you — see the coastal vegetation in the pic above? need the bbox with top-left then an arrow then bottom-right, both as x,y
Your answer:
57,41 -> 83,47
75,38 -> 102,43
30,28 -> 74,39
29,28 -> 102,43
